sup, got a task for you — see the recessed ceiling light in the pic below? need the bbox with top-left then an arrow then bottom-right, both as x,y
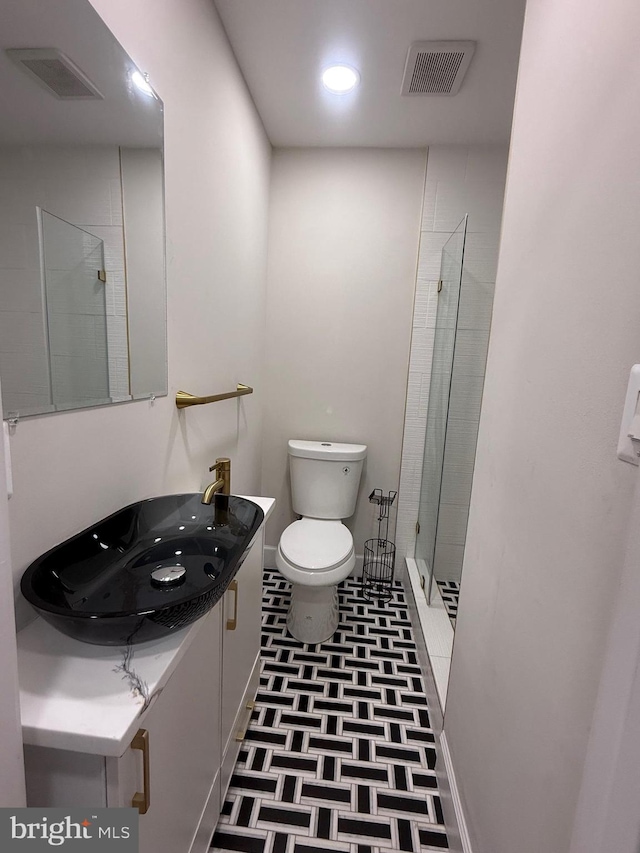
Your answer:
322,65 -> 360,94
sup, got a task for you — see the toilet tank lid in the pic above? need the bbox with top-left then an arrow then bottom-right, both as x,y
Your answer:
288,440 -> 367,461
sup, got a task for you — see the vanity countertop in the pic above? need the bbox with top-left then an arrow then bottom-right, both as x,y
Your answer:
17,495 -> 274,758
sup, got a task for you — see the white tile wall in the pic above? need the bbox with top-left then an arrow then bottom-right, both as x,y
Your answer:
451,329 -> 492,377
44,268 -> 105,317
396,145 -> 508,578
436,503 -> 471,545
0,348 -> 51,411
79,223 -> 129,399
439,468 -> 474,506
447,374 -> 486,421
457,279 -> 495,331
463,232 -> 501,282
417,232 -> 450,279
51,354 -> 109,402
47,314 -> 103,358
433,543 -> 466,581
426,146 -> 469,182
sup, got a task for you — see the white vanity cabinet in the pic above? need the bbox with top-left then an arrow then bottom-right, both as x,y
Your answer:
106,602 -> 223,853
19,497 -> 273,853
23,600 -> 224,853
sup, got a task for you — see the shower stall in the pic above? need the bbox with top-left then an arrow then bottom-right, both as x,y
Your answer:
397,145 -> 507,707
415,215 -> 493,625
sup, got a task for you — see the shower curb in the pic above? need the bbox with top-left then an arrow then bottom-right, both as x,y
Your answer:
441,730 -> 474,853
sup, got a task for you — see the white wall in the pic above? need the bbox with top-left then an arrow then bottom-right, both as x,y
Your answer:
396,145 -> 507,568
568,473 -> 640,853
9,0 -> 271,628
444,1 -> 640,851
261,148 -> 425,556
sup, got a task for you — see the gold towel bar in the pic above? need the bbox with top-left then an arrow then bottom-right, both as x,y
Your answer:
175,384 -> 253,409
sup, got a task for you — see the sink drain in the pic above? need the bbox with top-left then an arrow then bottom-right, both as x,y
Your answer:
150,565 -> 186,586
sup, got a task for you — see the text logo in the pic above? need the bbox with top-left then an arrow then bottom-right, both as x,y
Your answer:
1,809 -> 138,851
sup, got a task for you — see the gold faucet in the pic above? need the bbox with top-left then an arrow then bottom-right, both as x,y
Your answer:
202,457 -> 231,504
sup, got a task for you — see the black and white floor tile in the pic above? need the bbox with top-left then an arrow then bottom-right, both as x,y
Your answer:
211,571 -> 449,853
435,581 -> 459,629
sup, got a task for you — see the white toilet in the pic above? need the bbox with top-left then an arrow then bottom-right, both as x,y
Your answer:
276,439 -> 367,644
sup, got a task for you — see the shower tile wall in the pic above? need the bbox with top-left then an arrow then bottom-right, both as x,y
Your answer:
396,145 -> 508,577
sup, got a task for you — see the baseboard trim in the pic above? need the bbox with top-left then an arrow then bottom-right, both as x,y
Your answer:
263,544 -> 363,576
440,730 -> 473,853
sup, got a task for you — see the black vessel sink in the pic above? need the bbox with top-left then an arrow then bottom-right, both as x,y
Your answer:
20,494 -> 264,646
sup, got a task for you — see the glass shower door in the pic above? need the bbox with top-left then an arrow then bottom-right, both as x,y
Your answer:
415,216 -> 467,602
40,210 -> 110,410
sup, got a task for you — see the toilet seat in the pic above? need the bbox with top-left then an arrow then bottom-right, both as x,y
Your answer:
280,519 -> 352,571
276,519 -> 355,588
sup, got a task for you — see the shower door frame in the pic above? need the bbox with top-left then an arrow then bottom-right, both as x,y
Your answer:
415,215 -> 468,605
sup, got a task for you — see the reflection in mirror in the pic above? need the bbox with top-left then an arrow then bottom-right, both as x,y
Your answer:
0,0 -> 167,419
42,210 -> 110,411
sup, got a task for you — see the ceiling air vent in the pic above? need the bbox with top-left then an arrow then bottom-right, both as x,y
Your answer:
401,41 -> 476,96
5,48 -> 103,100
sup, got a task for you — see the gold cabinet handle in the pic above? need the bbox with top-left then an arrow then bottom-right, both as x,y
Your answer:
226,579 -> 238,631
235,700 -> 256,741
131,728 -> 150,815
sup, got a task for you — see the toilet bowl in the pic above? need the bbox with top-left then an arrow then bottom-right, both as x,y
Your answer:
277,519 -> 355,643
275,439 -> 367,644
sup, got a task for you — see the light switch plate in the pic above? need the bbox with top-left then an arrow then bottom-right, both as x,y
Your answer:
617,365 -> 640,465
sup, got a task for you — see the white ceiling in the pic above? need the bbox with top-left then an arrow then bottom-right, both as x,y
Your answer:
213,0 -> 527,148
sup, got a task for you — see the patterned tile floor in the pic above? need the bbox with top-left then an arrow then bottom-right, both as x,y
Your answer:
435,581 -> 459,629
211,571 -> 449,853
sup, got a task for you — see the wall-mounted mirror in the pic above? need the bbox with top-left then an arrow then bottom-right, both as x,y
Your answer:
0,0 -> 167,419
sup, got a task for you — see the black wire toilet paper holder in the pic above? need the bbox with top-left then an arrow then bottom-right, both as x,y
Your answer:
362,489 -> 397,603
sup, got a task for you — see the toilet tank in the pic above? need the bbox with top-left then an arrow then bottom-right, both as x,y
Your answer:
288,440 -> 367,519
